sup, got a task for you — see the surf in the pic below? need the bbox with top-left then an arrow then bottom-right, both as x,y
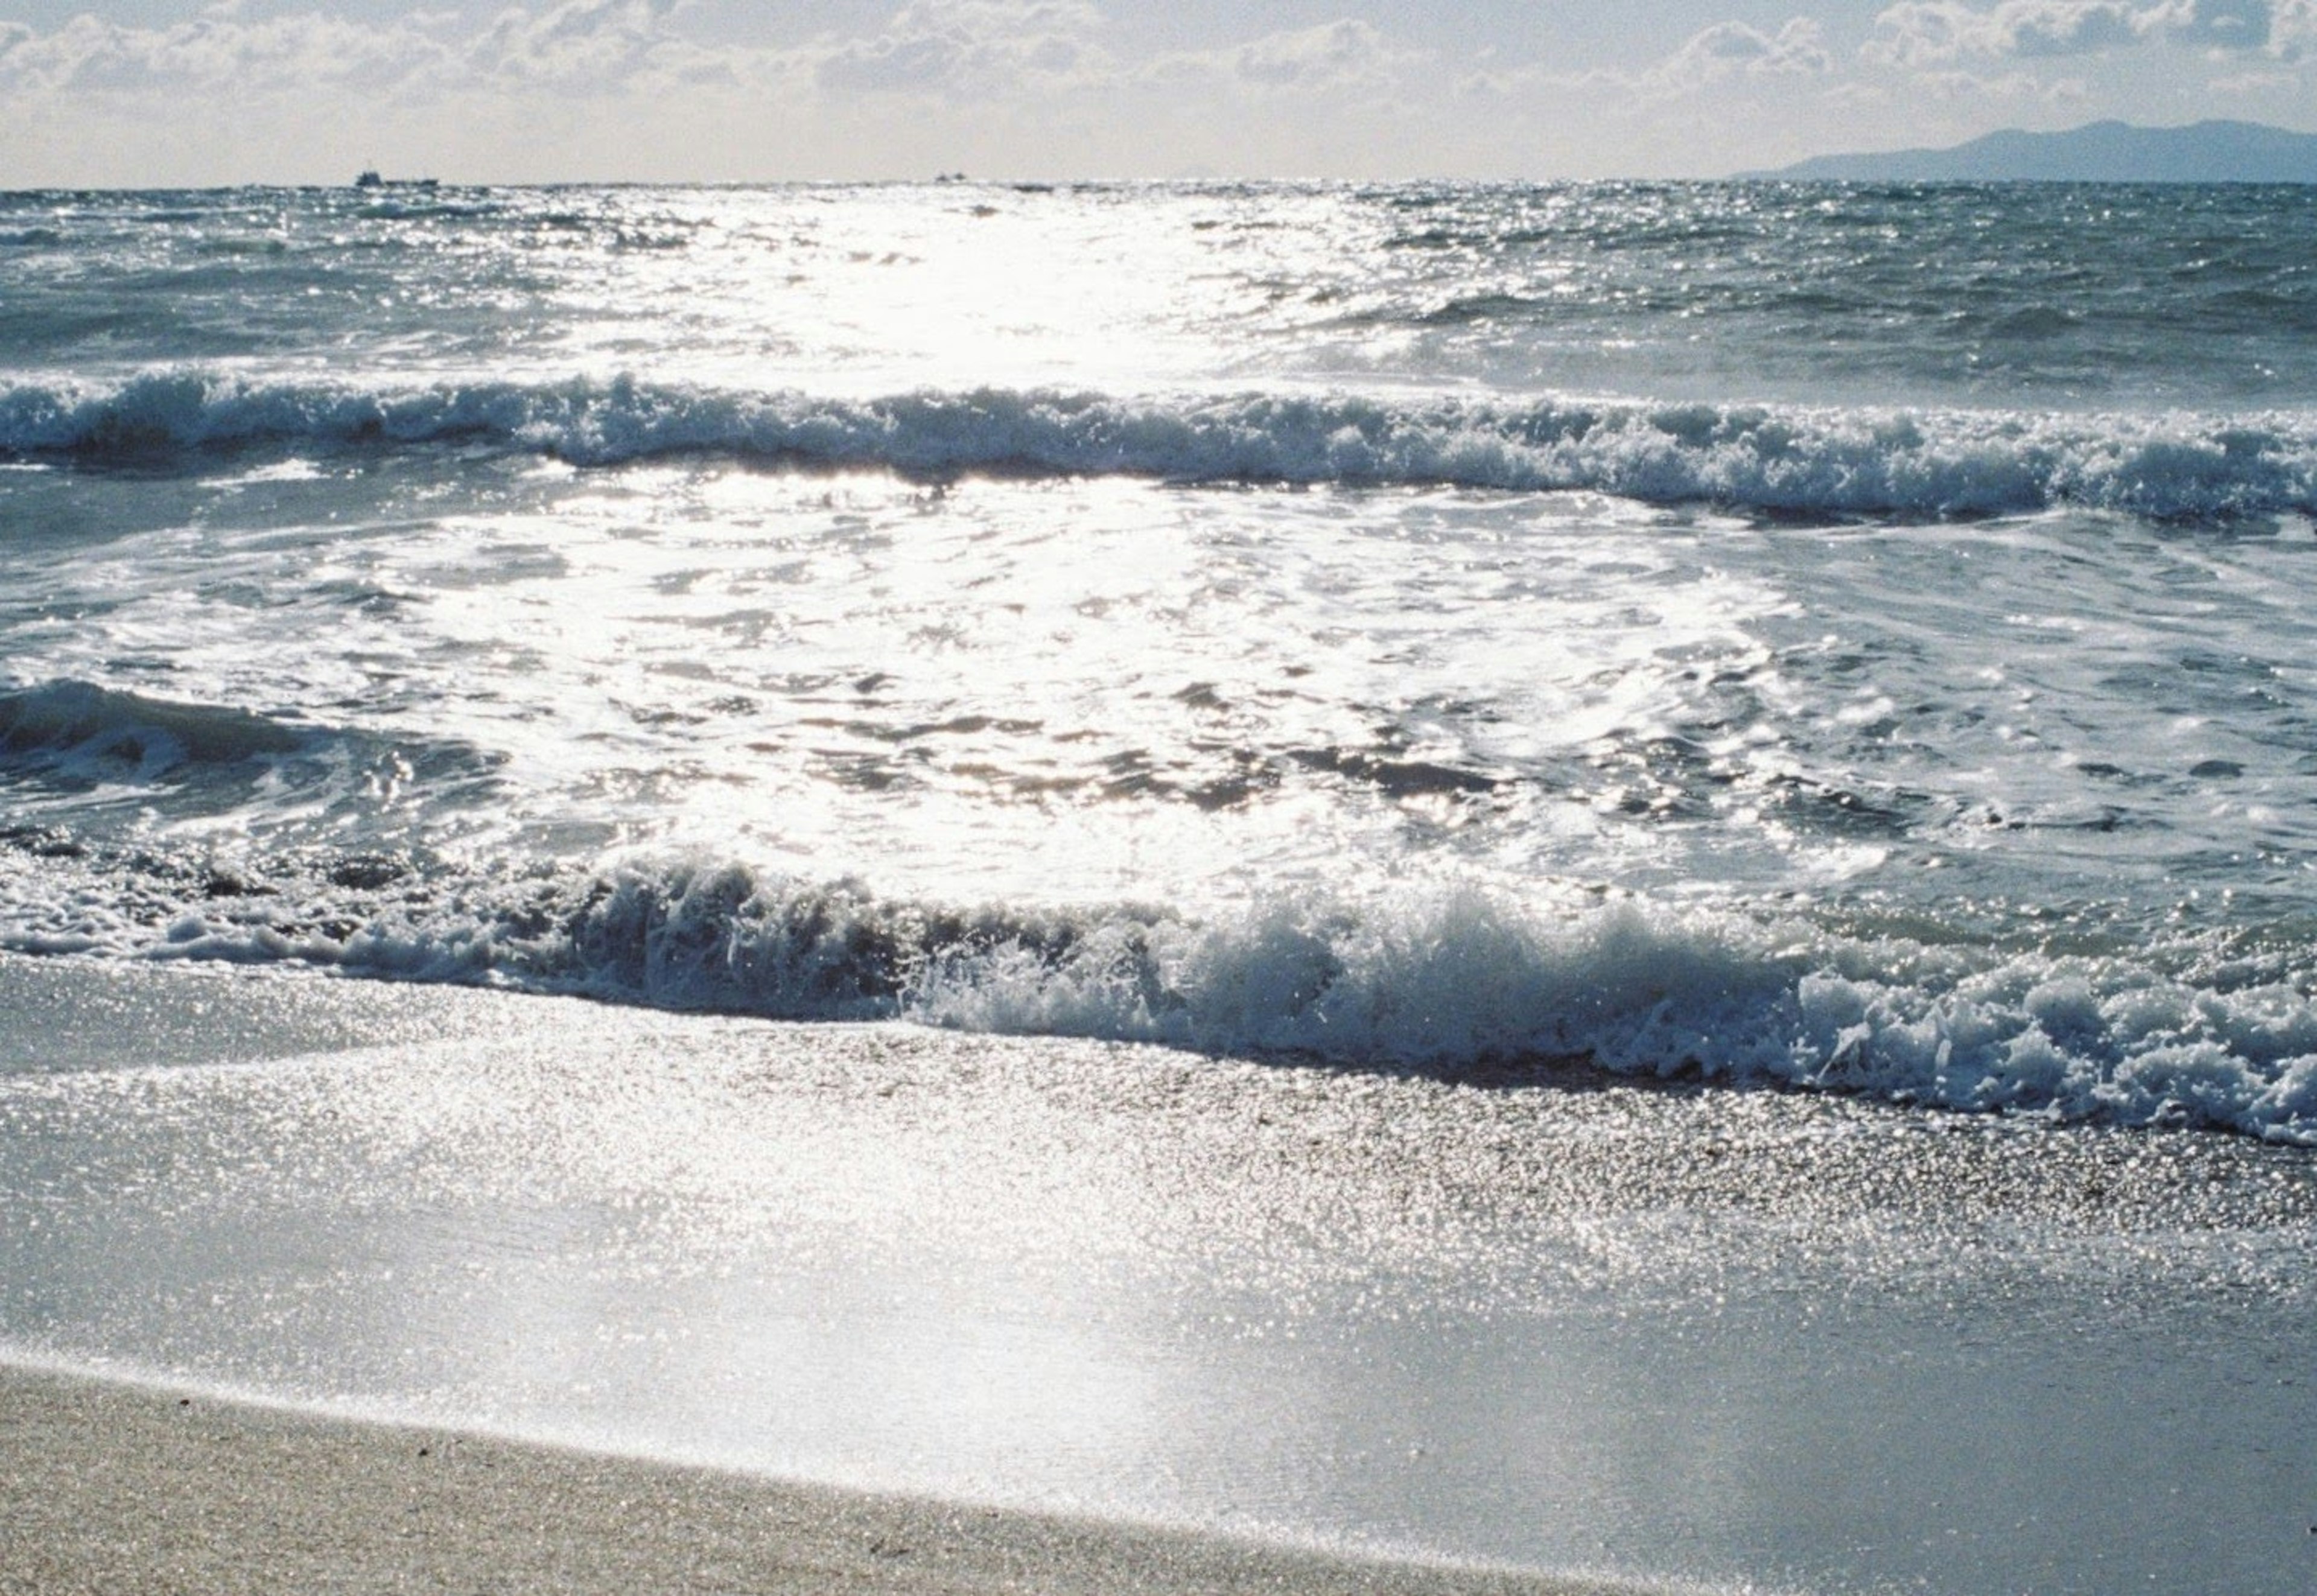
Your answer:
6,833 -> 2315,1145
6,370 -> 2316,523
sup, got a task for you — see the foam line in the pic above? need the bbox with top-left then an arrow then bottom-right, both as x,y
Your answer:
5,372 -> 2312,520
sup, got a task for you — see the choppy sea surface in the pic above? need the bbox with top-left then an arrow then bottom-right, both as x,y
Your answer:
6,179 -> 2317,1141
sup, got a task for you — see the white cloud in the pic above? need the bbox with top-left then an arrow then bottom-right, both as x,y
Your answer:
1644,17 -> 1832,91
0,1 -> 728,97
1923,65 -> 2095,95
814,0 -> 1106,97
1517,16 -> 1834,104
1136,17 -> 1417,97
0,6 -> 453,94
2162,0 -> 2274,47
1224,19 -> 1402,89
1533,16 -> 1832,102
472,0 -> 693,86
1866,2 -> 2153,66
2261,0 -> 2317,53
1866,0 -> 2304,64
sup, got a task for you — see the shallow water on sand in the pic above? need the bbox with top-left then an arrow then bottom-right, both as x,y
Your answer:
4,958 -> 2315,1595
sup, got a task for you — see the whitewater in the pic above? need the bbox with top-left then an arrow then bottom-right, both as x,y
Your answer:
12,177 -> 2317,1596
7,178 -> 2317,1143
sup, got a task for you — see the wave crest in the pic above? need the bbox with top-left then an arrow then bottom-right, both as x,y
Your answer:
9,845 -> 2317,1143
6,371 -> 2314,520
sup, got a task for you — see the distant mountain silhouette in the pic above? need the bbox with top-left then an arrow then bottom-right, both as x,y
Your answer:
1744,120 -> 2317,182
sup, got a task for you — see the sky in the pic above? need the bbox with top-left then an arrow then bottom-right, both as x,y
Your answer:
2,0 -> 2313,185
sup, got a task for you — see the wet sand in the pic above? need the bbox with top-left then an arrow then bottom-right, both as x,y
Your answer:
0,1362 -> 1615,1596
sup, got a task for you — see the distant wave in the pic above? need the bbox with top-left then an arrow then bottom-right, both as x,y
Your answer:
5,844 -> 2315,1144
5,370 -> 2315,521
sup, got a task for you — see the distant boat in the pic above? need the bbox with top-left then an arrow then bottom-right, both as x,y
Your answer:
352,170 -> 439,191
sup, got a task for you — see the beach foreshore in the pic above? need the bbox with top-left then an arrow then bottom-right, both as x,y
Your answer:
5,954 -> 2317,1595
0,1361 -> 1619,1596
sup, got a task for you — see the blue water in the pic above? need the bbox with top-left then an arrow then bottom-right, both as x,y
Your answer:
6,180 -> 2317,1139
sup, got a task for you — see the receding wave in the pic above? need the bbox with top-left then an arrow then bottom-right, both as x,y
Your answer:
5,847 -> 2315,1144
5,370 -> 2315,520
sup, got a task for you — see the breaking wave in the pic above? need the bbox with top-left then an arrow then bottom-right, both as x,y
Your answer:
5,370 -> 2315,521
6,845 -> 2316,1144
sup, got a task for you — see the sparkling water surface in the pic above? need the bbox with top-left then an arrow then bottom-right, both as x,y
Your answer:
5,180 -> 2317,1136
8,179 -> 2317,1596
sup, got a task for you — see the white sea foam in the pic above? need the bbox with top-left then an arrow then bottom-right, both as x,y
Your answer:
5,847 -> 2314,1144
10,182 -> 2317,1155
5,371 -> 2314,520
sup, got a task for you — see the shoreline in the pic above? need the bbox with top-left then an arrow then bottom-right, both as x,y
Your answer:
7,953 -> 2316,1594
0,1359 -> 1637,1596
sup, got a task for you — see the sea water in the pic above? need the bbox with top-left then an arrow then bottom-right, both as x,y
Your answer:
5,179 -> 2317,1137
6,180 -> 2317,1596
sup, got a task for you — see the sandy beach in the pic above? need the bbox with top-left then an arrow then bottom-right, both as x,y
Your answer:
1,1361 -> 1623,1596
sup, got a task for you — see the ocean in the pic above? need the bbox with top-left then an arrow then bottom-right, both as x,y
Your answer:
6,177 -> 2317,1136
5,179 -> 2317,1595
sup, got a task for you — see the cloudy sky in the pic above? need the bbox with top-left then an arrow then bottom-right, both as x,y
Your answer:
3,0 -> 2313,185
